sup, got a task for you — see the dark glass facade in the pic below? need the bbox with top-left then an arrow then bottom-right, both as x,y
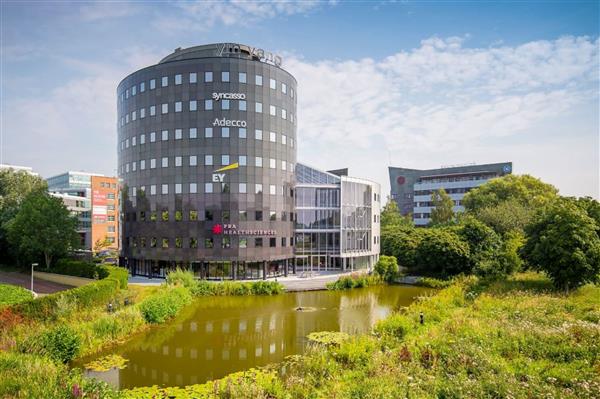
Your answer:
117,44 -> 296,279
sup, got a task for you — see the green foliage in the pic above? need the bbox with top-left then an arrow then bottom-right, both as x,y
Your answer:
166,267 -> 197,288
475,230 -> 524,278
374,313 -> 413,339
415,229 -> 472,276
463,174 -> 559,213
326,273 -> 382,290
139,287 -> 192,323
380,199 -> 412,229
415,277 -> 453,288
522,198 -> 600,290
307,331 -> 350,347
6,192 -> 80,268
19,325 -> 81,363
374,255 -> 400,282
381,225 -> 425,269
85,354 -> 129,372
429,188 -> 455,226
471,198 -> 534,235
190,280 -> 283,296
50,258 -> 110,279
0,352 -> 119,399
0,284 -> 33,306
104,265 -> 129,289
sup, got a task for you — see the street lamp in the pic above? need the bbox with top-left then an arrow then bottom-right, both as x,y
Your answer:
31,263 -> 38,293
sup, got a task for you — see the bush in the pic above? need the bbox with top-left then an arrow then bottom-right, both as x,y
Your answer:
50,259 -> 109,279
166,268 -> 196,288
189,280 -> 283,296
374,313 -> 413,339
415,277 -> 453,289
0,284 -> 33,306
374,255 -> 400,282
381,226 -> 424,269
326,273 -> 382,290
104,265 -> 128,289
19,325 -> 81,363
415,229 -> 472,277
139,287 -> 192,323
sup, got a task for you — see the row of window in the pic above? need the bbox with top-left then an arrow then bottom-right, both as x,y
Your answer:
413,187 -> 472,196
98,182 -> 117,189
416,174 -> 498,185
119,100 -> 294,127
131,209 -> 293,223
120,72 -> 294,102
121,155 -> 293,175
414,200 -> 462,207
120,128 -> 294,151
128,182 -> 291,196
127,236 -> 292,250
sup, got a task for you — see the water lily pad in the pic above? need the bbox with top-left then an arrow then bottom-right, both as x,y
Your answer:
85,354 -> 129,372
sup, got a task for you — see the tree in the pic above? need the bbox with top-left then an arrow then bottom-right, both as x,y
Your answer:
429,189 -> 454,226
414,229 -> 472,276
381,199 -> 412,229
471,199 -> 533,235
521,199 -> 600,291
93,237 -> 113,253
463,174 -> 558,213
0,169 -> 47,264
456,216 -> 501,265
374,255 -> 400,282
6,192 -> 80,268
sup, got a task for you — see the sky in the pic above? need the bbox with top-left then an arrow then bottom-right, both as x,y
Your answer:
1,0 -> 599,198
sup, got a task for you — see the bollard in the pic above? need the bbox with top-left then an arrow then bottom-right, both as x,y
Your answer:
419,311 -> 424,325
107,302 -> 113,313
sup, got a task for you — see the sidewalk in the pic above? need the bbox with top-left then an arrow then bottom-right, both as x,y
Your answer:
128,270 -> 361,292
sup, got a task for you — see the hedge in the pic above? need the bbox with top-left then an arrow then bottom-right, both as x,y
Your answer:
139,287 -> 192,323
49,259 -> 109,279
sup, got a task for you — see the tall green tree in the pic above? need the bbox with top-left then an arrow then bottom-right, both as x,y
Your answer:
429,189 -> 454,226
380,199 -> 412,229
521,199 -> 600,291
6,192 -> 80,268
0,170 -> 47,264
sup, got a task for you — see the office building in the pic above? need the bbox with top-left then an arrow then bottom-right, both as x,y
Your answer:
389,162 -> 512,226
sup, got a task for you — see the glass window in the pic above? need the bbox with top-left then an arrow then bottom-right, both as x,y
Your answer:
239,155 -> 247,166
125,114 -> 129,123
150,105 -> 156,116
161,184 -> 168,194
189,100 -> 197,111
291,87 -> 294,98
270,185 -> 277,195
205,127 -> 213,138
270,78 -> 276,90
255,211 -> 263,221
190,210 -> 198,220
281,109 -> 287,119
255,75 -> 262,86
205,183 -> 213,193
161,76 -> 168,87
140,133 -> 146,144
205,210 -> 213,221
140,108 -> 145,118
270,237 -> 276,247
222,99 -> 230,110
205,155 -> 213,165
239,72 -> 246,83
132,161 -> 137,171
282,135 -> 287,145
255,184 -> 263,194
175,237 -> 183,248
222,127 -> 229,138
239,128 -> 246,138
255,102 -> 262,113
270,105 -> 276,116
162,103 -> 168,114
175,101 -> 182,112
270,131 -> 276,142
175,183 -> 182,194
205,100 -> 213,110
255,237 -> 263,247
162,157 -> 168,167
281,160 -> 287,171
205,71 -> 213,82
189,72 -> 197,83
175,74 -> 182,85
150,158 -> 156,168
140,82 -> 145,92
190,237 -> 198,248
222,210 -> 230,222
239,183 -> 247,193
291,138 -> 294,147
222,236 -> 231,248
132,110 -> 136,121
205,238 -> 213,248
175,156 -> 182,167
162,238 -> 169,248
189,155 -> 197,166
239,238 -> 247,248
221,71 -> 229,82
239,100 -> 246,111
140,160 -> 146,170
189,128 -> 197,138
255,129 -> 263,140
125,163 -> 129,173
190,183 -> 197,193
221,155 -> 229,165
150,79 -> 156,90
150,131 -> 156,142
269,158 -> 276,169
282,82 -> 287,94
255,157 -> 263,167
150,185 -> 156,195
175,129 -> 182,140
162,130 -> 168,141
281,237 -> 286,247
239,210 -> 247,221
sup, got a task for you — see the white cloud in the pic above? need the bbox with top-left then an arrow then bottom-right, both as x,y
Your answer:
79,2 -> 139,21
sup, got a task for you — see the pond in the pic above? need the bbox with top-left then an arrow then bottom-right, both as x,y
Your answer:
75,285 -> 431,390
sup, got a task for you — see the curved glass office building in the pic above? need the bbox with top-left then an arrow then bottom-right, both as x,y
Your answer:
117,44 -> 297,279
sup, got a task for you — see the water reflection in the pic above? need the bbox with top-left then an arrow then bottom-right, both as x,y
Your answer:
77,285 -> 430,389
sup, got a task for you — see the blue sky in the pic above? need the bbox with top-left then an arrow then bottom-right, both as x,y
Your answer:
1,0 -> 599,198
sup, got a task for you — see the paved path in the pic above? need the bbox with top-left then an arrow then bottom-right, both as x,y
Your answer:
0,271 -> 73,294
129,270 -> 360,292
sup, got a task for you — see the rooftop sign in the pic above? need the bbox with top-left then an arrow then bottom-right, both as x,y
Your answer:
217,43 -> 283,67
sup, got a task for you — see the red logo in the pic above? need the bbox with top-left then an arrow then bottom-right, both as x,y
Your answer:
212,224 -> 223,235
396,176 -> 406,185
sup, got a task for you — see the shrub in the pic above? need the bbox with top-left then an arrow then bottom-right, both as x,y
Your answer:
50,259 -> 109,279
0,284 -> 33,306
374,255 -> 400,282
326,273 -> 382,290
307,331 -> 350,347
104,265 -> 128,289
139,287 -> 192,323
381,226 -> 424,269
414,229 -> 472,277
19,325 -> 81,363
415,277 -> 453,289
374,313 -> 413,339
189,280 -> 283,296
166,268 -> 196,288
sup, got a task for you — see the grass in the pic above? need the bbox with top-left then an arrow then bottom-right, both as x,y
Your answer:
326,272 -> 383,290
123,272 -> 600,398
0,284 -> 33,306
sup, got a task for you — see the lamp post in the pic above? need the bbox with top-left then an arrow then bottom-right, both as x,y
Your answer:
31,263 -> 38,293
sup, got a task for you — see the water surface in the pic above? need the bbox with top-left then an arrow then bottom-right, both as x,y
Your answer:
77,285 -> 430,389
